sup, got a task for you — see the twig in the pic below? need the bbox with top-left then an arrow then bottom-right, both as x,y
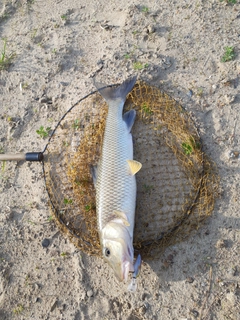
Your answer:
199,265 -> 213,320
201,291 -> 225,320
229,117 -> 238,145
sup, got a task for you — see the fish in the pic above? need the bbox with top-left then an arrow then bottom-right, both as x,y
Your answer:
92,76 -> 142,283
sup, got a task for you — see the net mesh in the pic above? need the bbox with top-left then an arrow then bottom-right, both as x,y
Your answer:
43,81 -> 219,258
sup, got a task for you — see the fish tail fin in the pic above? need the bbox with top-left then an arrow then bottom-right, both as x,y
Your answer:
94,76 -> 137,104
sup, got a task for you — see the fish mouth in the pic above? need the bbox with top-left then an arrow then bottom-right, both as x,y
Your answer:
122,243 -> 134,282
112,254 -> 134,282
122,260 -> 134,282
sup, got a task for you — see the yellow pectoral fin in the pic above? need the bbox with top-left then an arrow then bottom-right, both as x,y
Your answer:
113,210 -> 130,226
127,160 -> 142,175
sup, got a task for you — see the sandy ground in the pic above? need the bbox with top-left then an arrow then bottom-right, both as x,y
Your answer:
0,0 -> 239,319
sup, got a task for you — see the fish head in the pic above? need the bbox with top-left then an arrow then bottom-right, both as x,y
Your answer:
101,222 -> 134,282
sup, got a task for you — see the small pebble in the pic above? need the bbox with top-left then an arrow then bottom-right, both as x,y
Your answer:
212,84 -> 217,92
186,277 -> 194,283
100,22 -> 112,30
87,289 -> 93,297
224,94 -> 235,104
146,25 -> 155,33
226,292 -> 236,306
187,89 -> 193,98
236,62 -> 240,73
230,266 -> 238,277
190,309 -> 199,318
228,150 -> 240,160
42,238 -> 50,248
50,300 -> 58,312
39,97 -> 49,104
216,239 -> 228,249
33,283 -> 40,290
233,266 -> 238,276
138,305 -> 147,315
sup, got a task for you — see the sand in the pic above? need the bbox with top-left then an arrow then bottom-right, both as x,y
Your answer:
0,0 -> 239,319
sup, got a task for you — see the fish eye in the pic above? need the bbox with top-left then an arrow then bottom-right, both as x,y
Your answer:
105,248 -> 111,257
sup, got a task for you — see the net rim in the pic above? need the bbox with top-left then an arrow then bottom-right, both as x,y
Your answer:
41,80 -> 217,258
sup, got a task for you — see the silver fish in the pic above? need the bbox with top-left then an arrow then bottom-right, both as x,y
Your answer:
92,77 -> 142,282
